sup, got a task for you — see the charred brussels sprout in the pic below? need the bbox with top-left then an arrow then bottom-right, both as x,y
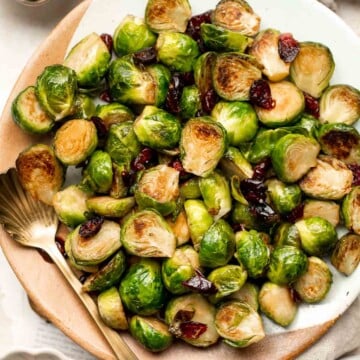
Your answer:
180,117 -> 227,177
113,15 -> 157,56
63,32 -> 111,87
156,32 -> 199,73
342,186 -> 360,235
53,119 -> 98,166
267,246 -> 308,285
319,84 -> 360,125
215,300 -> 265,348
272,223 -> 301,249
134,106 -> 181,150
295,216 -> 338,256
130,316 -> 173,352
120,259 -> 166,315
121,209 -> 176,258
293,256 -> 332,303
95,103 -> 135,130
303,199 -> 340,227
180,85 -> 201,119
220,146 -> 254,180
271,134 -> 320,183
213,53 -> 262,101
228,282 -> 259,311
211,101 -> 258,146
35,64 -> 77,121
290,42 -> 335,98
86,196 -> 135,218
16,144 -> 64,205
12,86 -> 54,134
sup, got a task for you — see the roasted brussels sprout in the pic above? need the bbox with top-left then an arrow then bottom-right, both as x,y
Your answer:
319,84 -> 360,125
199,219 -> 235,268
53,119 -> 98,166
259,282 -> 298,327
255,81 -> 305,127
213,53 -> 262,101
271,134 -> 320,183
219,146 -> 254,180
16,143 -> 64,205
235,230 -> 270,278
303,199 -> 340,227
156,32 -> 200,73
35,64 -> 77,121
342,186 -> 360,235
130,316 -> 173,352
71,94 -> 96,119
293,256 -> 332,303
180,85 -> 201,119
272,222 -> 301,249
147,63 -> 172,107
12,86 -> 54,134
331,232 -> 360,276
120,258 -> 166,315
166,209 -> 190,246
95,102 -> 135,130
86,196 -> 135,218
64,32 -> 111,87
299,156 -> 353,200
211,101 -> 258,146
180,117 -> 227,177
290,42 -> 335,98
295,216 -> 338,256
212,0 -> 261,36
113,15 -> 157,56
97,287 -> 128,330
134,106 -> 181,150
228,282 -> 259,311
298,114 -> 319,138
121,209 -> 176,257
145,0 -> 191,33
162,245 -> 200,294
215,300 -> 265,348
180,177 -> 201,200
165,293 -> 219,347
231,202 -> 259,230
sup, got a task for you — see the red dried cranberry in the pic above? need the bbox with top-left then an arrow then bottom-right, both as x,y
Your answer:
79,215 -> 105,238
169,158 -> 189,179
201,88 -> 219,114
100,33 -> 113,53
283,203 -> 305,223
348,164 -> 360,186
181,72 -> 195,86
178,322 -> 207,340
131,147 -> 157,172
304,92 -> 320,118
182,269 -> 218,295
133,47 -> 157,66
90,116 -> 108,138
186,11 -> 212,41
99,89 -> 112,103
121,170 -> 136,187
250,79 -> 276,110
252,158 -> 272,181
165,73 -> 184,114
250,200 -> 280,225
240,178 -> 267,203
278,33 -> 299,63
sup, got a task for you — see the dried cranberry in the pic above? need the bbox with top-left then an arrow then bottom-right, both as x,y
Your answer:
250,200 -> 280,225
133,47 -> 157,66
165,73 -> 184,114
250,79 -> 276,110
131,147 -> 157,172
174,310 -> 195,322
169,158 -> 189,179
252,158 -> 272,181
186,11 -> 212,42
182,269 -> 218,295
121,170 -> 136,187
348,164 -> 360,186
99,89 -> 112,103
79,215 -> 105,238
201,88 -> 219,114
181,72 -> 195,86
278,33 -> 299,63
304,92 -> 320,118
240,178 -> 267,203
90,116 -> 108,138
100,33 -> 113,53
178,322 -> 207,339
283,203 -> 305,223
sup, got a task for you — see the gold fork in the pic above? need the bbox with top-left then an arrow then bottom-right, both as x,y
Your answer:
0,168 -> 137,360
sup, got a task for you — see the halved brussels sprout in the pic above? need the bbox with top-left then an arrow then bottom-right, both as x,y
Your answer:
120,258 -> 166,315
130,316 -> 173,352
235,230 -> 270,278
134,106 -> 181,150
162,245 -> 200,294
220,146 -> 254,180
156,32 -> 199,72
145,0 -> 191,33
95,103 -> 135,130
215,300 -> 265,348
35,64 -> 77,121
290,42 -> 335,98
199,219 -> 235,268
319,84 -> 360,125
16,143 -> 64,205
259,282 -> 298,327
53,185 -> 90,227
266,178 -> 302,214
228,282 -> 259,311
71,94 -> 96,119
110,163 -> 130,199
271,134 -> 320,183
64,32 -> 111,87
166,209 -> 190,246
272,223 -> 301,249
295,216 -> 338,256
200,23 -> 252,53
211,101 -> 258,146
97,287 -> 128,330
331,232 -> 360,276
267,245 -> 308,285
135,165 -> 180,216
193,52 -> 216,102
212,0 -> 261,36
83,250 -> 126,292
299,155 -> 353,200
293,256 -> 332,303
121,209 -> 176,257
113,15 -> 157,56
342,186 -> 360,235
12,86 -> 54,134
303,199 -> 340,227
255,81 -> 305,127
53,119 -> 98,166
69,220 -> 121,266
180,117 -> 227,177
180,85 -> 201,119
249,29 -> 290,82
184,199 -> 214,250
180,177 -> 201,200
213,53 -> 262,101
165,293 -> 219,347
147,63 -> 171,107
86,196 -> 135,218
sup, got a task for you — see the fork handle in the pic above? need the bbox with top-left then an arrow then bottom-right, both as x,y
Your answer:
46,245 -> 138,360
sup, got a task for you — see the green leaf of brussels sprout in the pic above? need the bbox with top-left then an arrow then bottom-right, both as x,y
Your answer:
180,85 -> 201,119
